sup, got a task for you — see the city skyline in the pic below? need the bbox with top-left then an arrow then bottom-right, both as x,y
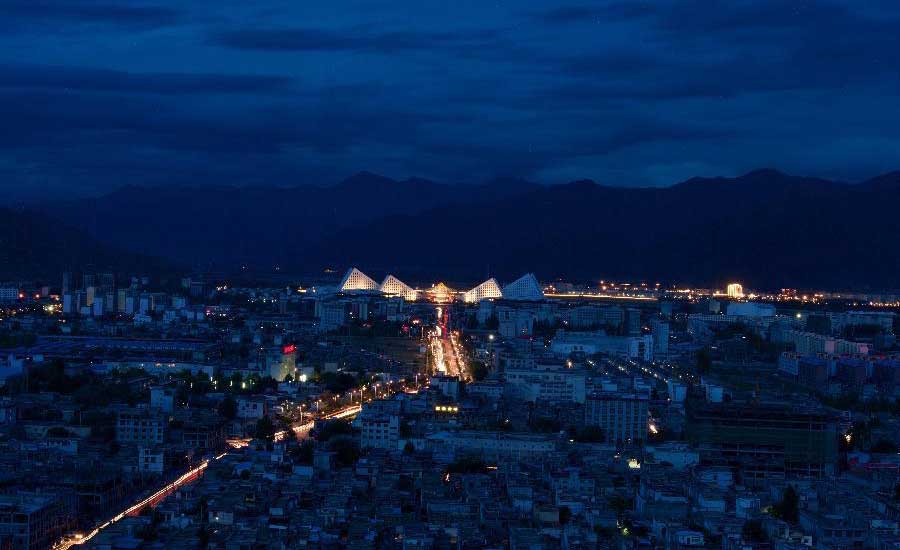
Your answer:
2,3 -> 900,550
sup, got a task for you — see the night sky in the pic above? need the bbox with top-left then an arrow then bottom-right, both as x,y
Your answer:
2,0 -> 899,199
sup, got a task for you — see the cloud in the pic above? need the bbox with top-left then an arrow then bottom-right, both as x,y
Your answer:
1,0 -> 900,199
530,2 -> 654,24
211,26 -> 499,54
0,0 -> 180,29
0,64 -> 293,95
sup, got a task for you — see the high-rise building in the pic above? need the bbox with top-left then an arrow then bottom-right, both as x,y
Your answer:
726,283 -> 744,298
62,271 -> 72,295
584,392 -> 649,445
651,319 -> 669,357
686,399 -> 838,480
0,286 -> 18,303
623,308 -> 642,335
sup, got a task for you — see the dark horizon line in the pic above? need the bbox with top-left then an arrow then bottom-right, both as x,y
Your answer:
8,166 -> 900,205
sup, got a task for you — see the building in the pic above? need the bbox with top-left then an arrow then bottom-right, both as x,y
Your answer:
116,409 -> 166,445
0,492 -> 76,550
339,267 -> 379,292
584,392 -> 649,445
150,386 -> 176,412
651,319 -> 669,357
504,366 -> 587,404
463,278 -> 503,303
426,282 -> 455,303
686,399 -> 839,480
688,313 -> 775,339
830,311 -> 895,335
379,274 -> 418,301
497,306 -> 536,338
0,286 -> 20,304
550,330 -> 653,361
360,414 -> 399,449
427,431 -> 555,460
501,273 -> 544,301
236,397 -> 267,420
560,305 -> 624,330
798,357 -> 829,391
725,301 -> 775,317
139,446 -> 166,474
773,329 -> 870,356
726,283 -> 744,298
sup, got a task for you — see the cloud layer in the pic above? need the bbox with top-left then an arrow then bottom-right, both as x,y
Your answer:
1,0 -> 899,199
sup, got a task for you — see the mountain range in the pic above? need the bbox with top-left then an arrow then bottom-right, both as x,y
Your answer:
4,169 -> 900,290
0,206 -> 171,281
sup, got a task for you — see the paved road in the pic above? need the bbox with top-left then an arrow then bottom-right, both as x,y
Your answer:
58,405 -> 363,549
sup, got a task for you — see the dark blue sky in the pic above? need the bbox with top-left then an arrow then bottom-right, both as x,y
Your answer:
2,0 -> 899,199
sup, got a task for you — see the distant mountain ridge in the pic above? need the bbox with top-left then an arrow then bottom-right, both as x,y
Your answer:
13,169 -> 900,289
0,206 -> 174,281
41,172 -> 540,269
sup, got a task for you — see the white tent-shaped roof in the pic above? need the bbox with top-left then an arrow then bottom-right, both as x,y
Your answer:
380,275 -> 418,301
463,278 -> 503,303
502,273 -> 544,301
339,267 -> 378,292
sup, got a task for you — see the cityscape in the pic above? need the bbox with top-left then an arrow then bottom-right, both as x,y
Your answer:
2,1 -> 900,550
0,266 -> 898,550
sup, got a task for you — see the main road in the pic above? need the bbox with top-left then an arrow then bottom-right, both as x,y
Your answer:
429,329 -> 465,380
56,405 -> 362,549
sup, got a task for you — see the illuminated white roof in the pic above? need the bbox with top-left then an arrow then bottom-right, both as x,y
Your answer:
463,278 -> 503,303
502,273 -> 544,301
380,275 -> 418,301
427,282 -> 455,303
339,267 -> 378,292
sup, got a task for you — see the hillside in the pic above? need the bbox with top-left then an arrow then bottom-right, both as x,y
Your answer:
39,173 -> 539,269
307,169 -> 900,289
18,169 -> 900,289
0,207 -> 175,281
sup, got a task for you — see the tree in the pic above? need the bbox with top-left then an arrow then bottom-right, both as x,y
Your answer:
607,495 -> 629,516
696,348 -> 712,374
870,438 -> 897,454
218,395 -> 237,420
570,426 -> 605,443
399,420 -> 412,438
291,440 -> 315,464
316,419 -> 353,443
742,519 -> 767,542
530,417 -> 561,433
255,416 -> 276,443
46,426 -> 72,437
328,436 -> 360,467
446,458 -> 488,474
775,485 -> 799,523
470,361 -> 489,381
